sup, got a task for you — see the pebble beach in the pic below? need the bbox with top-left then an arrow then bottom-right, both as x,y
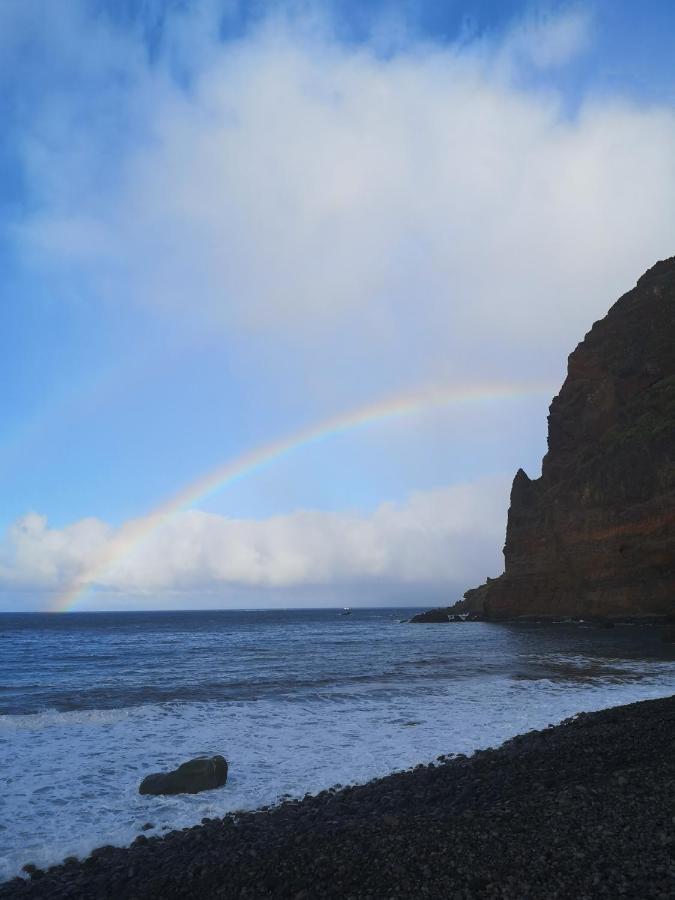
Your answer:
4,693 -> 674,899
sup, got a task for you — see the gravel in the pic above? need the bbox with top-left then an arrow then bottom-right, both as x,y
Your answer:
3,694 -> 675,899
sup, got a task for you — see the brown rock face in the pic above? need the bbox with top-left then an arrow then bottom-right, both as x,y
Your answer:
467,256 -> 675,619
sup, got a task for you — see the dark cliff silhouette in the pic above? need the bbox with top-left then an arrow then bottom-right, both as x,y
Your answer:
415,256 -> 675,622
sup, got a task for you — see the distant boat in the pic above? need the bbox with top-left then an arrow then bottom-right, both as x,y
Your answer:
340,607 -> 352,616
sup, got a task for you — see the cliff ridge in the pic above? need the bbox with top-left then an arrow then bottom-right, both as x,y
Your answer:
422,256 -> 675,621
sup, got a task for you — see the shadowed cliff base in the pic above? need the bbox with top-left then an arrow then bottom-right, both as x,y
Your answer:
418,255 -> 675,624
4,694 -> 675,899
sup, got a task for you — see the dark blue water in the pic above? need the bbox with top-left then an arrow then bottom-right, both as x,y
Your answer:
2,608 -> 674,880
4,608 -> 674,715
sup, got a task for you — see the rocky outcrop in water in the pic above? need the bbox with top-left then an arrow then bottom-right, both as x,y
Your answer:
442,256 -> 675,621
139,756 -> 228,796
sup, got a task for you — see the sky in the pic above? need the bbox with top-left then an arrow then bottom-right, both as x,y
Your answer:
1,0 -> 675,611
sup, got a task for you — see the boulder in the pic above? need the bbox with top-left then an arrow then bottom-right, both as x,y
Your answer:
139,755 -> 228,796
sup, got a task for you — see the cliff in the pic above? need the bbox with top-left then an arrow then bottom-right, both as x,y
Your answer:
426,256 -> 675,621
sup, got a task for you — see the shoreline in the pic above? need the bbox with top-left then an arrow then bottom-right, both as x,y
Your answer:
4,694 -> 674,899
409,609 -> 675,627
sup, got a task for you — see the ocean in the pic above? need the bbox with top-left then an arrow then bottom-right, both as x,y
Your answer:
2,607 -> 675,882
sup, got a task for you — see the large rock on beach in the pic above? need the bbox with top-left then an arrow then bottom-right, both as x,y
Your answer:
139,756 -> 228,796
451,256 -> 675,620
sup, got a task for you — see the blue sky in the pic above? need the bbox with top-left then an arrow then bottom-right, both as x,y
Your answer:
1,0 -> 675,610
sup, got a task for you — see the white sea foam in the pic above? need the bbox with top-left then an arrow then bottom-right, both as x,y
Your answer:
2,674 -> 674,881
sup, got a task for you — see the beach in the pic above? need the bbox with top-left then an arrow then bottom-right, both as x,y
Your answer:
4,693 -> 674,898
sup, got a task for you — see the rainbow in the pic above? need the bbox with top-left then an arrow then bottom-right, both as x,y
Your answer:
52,380 -> 550,612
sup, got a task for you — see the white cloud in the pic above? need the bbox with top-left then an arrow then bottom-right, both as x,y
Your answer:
0,513 -> 110,588
0,478 -> 509,596
14,4 -> 675,392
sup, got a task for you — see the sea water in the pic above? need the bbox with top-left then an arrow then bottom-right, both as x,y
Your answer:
2,608 -> 675,881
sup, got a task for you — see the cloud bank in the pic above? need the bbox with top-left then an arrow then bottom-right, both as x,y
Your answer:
0,479 -> 508,604
14,2 -> 675,393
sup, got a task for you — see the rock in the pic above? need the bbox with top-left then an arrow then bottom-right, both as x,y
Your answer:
409,608 -> 451,623
454,256 -> 675,620
662,625 -> 675,643
139,755 -> 228,796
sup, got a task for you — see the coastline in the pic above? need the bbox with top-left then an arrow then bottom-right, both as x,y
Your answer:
4,694 -> 674,899
409,609 -> 675,627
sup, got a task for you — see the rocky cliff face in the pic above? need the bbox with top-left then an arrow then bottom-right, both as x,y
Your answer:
463,256 -> 675,619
